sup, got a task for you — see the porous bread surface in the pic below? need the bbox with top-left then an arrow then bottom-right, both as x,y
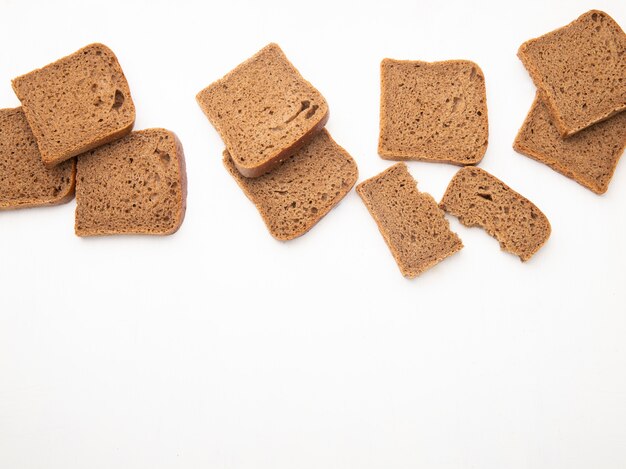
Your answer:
75,129 -> 186,236
223,129 -> 357,241
12,43 -> 135,166
518,10 -> 626,137
378,59 -> 488,165
440,167 -> 550,261
0,107 -> 75,209
197,43 -> 329,177
514,94 -> 626,194
356,163 -> 463,278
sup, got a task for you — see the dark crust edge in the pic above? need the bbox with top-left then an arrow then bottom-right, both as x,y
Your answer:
377,59 -> 489,166
517,10 -> 626,137
439,166 -> 551,262
356,162 -> 463,278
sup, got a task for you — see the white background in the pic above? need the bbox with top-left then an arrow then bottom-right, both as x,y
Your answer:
1,0 -> 625,468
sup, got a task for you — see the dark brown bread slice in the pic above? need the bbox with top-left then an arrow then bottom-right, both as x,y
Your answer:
440,167 -> 550,261
356,163 -> 463,278
197,43 -> 329,178
514,93 -> 626,194
223,129 -> 357,240
1,107 -> 75,209
75,129 -> 186,236
12,43 -> 135,167
378,59 -> 488,165
518,10 -> 626,137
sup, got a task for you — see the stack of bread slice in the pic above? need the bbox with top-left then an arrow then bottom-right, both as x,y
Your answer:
1,43 -> 187,235
513,10 -> 626,195
197,43 -> 358,240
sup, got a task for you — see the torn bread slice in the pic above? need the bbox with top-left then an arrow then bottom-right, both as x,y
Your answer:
223,128 -> 357,240
356,163 -> 463,278
514,93 -> 626,194
197,43 -> 329,178
517,10 -> 626,137
378,58 -> 488,165
1,107 -> 75,210
440,167 -> 550,261
12,43 -> 135,167
75,129 -> 186,236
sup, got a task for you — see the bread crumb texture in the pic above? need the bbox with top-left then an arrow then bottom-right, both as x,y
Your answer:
514,93 -> 626,194
357,163 -> 463,278
517,10 -> 626,136
197,43 -> 329,177
0,107 -> 75,209
75,129 -> 186,236
224,129 -> 357,240
440,167 -> 550,261
12,43 -> 135,166
378,59 -> 488,165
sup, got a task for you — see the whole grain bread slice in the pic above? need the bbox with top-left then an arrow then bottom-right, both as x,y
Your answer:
514,93 -> 626,194
440,167 -> 550,261
1,107 -> 75,210
356,163 -> 463,278
197,43 -> 329,178
223,128 -> 357,240
75,129 -> 186,236
378,59 -> 488,165
517,10 -> 626,137
12,43 -> 135,167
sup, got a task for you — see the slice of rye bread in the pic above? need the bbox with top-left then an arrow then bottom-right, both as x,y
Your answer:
12,43 -> 135,167
378,59 -> 488,165
514,93 -> 626,194
1,107 -> 75,210
223,129 -> 357,241
440,167 -> 551,262
197,43 -> 329,178
518,10 -> 626,137
75,129 -> 186,236
356,163 -> 463,278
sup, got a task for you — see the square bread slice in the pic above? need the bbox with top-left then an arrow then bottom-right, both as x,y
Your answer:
12,43 -> 135,167
378,59 -> 488,165
197,43 -> 329,178
356,163 -> 463,278
75,129 -> 186,236
223,128 -> 357,240
514,93 -> 626,194
440,167 -> 551,261
1,107 -> 75,209
518,10 -> 626,137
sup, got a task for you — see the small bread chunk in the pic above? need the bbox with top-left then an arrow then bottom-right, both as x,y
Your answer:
75,129 -> 186,236
378,59 -> 488,165
440,167 -> 550,261
518,10 -> 626,137
12,43 -> 135,167
223,129 -> 357,241
1,107 -> 75,210
514,94 -> 626,194
197,43 -> 329,178
357,163 -> 463,278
